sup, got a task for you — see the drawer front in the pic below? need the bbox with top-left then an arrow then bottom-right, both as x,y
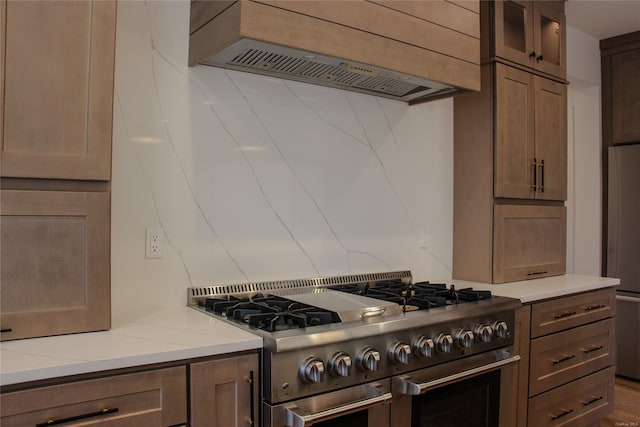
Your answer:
528,366 -> 614,427
0,366 -> 186,427
531,288 -> 616,338
529,318 -> 615,396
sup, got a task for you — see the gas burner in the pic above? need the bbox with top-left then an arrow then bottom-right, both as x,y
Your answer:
201,294 -> 341,332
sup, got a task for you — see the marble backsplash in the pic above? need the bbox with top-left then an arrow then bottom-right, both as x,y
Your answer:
111,1 -> 455,312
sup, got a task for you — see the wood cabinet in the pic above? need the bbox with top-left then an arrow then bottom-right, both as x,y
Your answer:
189,0 -> 480,103
0,366 -> 187,427
495,64 -> 567,201
0,0 -> 116,180
0,189 -> 111,340
190,353 -> 259,427
482,0 -> 566,80
453,62 -> 567,283
0,0 -> 116,340
514,288 -> 616,427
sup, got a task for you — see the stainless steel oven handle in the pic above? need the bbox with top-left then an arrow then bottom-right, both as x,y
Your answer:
283,390 -> 392,427
395,353 -> 521,395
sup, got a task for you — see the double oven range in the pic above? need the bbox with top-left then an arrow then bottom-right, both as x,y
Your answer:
188,271 -> 521,427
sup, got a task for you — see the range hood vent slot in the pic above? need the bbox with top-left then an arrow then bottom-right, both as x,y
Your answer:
228,48 -> 427,98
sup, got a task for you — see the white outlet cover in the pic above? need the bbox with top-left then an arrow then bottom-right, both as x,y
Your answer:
146,227 -> 163,258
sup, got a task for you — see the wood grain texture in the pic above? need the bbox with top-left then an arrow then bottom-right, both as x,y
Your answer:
513,305 -> 531,427
1,0 -> 116,180
0,190 -> 111,341
0,366 -> 186,426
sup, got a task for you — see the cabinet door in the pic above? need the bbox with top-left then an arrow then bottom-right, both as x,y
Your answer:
493,0 -> 534,68
534,76 -> 567,200
0,366 -> 187,427
495,64 -> 535,199
493,204 -> 566,283
532,1 -> 566,79
611,48 -> 640,144
190,353 -> 259,427
0,1 -> 116,180
0,189 -> 110,341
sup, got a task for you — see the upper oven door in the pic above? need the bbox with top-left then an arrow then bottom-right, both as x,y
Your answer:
391,349 -> 520,427
264,380 -> 391,427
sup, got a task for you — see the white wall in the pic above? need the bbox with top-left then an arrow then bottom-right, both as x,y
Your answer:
111,1 -> 455,315
566,26 -> 603,276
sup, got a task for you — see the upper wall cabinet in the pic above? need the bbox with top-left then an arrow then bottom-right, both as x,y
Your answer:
0,1 -> 116,180
482,0 -> 566,80
189,0 -> 480,103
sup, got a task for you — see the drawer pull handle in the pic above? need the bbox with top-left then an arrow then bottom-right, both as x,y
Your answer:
581,395 -> 603,406
527,270 -> 548,276
0,328 -> 12,333
552,354 -> 576,364
35,408 -> 119,427
585,304 -> 605,311
582,345 -> 604,354
550,408 -> 573,420
554,311 -> 577,319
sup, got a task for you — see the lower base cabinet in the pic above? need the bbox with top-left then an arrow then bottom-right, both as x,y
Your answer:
190,353 -> 259,427
0,366 -> 187,427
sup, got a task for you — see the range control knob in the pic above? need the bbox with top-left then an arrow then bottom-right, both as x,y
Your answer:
435,333 -> 454,353
413,335 -> 435,358
492,321 -> 509,339
358,347 -> 381,372
455,329 -> 474,348
328,352 -> 352,377
388,341 -> 411,364
299,356 -> 325,383
475,324 -> 493,343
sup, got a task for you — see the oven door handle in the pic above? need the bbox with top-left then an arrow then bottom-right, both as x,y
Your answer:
394,352 -> 521,395
283,388 -> 392,427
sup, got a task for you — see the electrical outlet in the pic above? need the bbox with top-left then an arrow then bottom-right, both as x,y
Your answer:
146,227 -> 163,258
418,228 -> 430,249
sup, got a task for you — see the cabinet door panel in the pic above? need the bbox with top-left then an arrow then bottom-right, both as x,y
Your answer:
190,353 -> 259,427
611,49 -> 640,144
495,64 -> 535,199
535,77 -> 567,200
493,0 -> 534,67
493,204 -> 566,283
0,190 -> 110,340
532,1 -> 566,79
1,1 -> 116,180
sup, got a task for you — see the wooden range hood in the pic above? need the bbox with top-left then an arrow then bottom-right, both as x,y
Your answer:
188,1 -> 480,104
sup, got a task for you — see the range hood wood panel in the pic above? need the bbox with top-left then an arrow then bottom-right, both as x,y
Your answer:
189,0 -> 480,103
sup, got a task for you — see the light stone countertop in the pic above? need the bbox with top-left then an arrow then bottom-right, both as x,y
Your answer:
0,306 -> 262,387
455,274 -> 620,303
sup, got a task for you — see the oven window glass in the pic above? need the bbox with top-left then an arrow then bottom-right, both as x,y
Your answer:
411,371 -> 500,427
313,409 -> 368,427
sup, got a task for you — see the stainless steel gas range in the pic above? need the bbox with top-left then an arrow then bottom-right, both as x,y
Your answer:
188,271 -> 521,427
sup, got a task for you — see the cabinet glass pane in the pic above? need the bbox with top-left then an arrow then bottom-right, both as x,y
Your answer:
503,1 -> 526,53
540,15 -> 561,66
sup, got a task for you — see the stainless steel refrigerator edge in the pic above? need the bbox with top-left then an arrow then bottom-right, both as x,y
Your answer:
608,144 -> 640,380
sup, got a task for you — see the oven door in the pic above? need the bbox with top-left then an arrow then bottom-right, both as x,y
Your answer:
391,349 -> 520,427
265,380 -> 391,427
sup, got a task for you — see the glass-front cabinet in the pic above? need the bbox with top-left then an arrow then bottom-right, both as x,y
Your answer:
489,0 -> 566,79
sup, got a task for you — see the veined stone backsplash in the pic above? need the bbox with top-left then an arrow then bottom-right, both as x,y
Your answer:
111,1 -> 455,312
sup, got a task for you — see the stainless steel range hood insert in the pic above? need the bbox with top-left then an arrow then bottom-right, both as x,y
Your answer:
200,39 -> 458,102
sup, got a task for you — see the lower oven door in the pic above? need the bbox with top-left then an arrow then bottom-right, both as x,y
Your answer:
265,380 -> 391,427
391,349 -> 520,427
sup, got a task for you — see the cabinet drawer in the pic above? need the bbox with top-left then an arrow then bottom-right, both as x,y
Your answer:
0,366 -> 187,427
529,318 -> 614,396
531,288 -> 616,338
528,366 -> 614,427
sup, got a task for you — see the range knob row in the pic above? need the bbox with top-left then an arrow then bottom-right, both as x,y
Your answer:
298,321 -> 509,383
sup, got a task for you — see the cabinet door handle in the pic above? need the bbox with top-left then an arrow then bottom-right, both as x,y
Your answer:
552,354 -> 576,364
537,54 -> 544,62
527,270 -> 548,277
580,395 -> 603,406
585,304 -> 605,311
529,51 -> 537,58
539,159 -> 544,192
0,328 -> 12,333
531,158 -> 538,191
553,311 -> 577,319
550,408 -> 573,420
35,408 -> 118,427
248,370 -> 255,425
582,345 -> 604,354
